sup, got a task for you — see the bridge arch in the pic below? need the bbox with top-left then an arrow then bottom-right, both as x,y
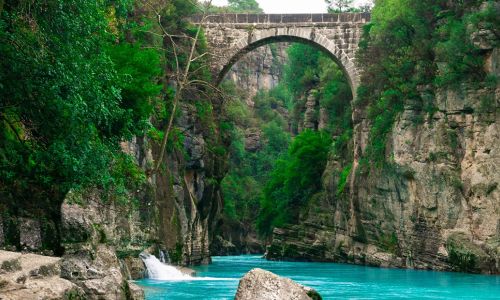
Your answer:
196,13 -> 370,99
217,32 -> 359,96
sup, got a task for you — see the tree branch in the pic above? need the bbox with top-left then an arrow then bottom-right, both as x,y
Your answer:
153,0 -> 214,172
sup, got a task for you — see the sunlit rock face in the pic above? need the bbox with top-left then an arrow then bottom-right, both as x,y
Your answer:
235,268 -> 322,300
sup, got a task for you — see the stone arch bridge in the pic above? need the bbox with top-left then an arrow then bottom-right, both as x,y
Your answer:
191,13 -> 371,96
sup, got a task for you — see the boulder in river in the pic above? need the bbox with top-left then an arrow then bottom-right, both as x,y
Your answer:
235,268 -> 322,300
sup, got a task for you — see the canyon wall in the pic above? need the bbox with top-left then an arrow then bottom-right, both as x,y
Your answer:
266,26 -> 500,274
226,44 -> 288,106
267,84 -> 499,274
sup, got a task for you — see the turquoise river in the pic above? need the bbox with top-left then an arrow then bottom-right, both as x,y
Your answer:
137,255 -> 500,299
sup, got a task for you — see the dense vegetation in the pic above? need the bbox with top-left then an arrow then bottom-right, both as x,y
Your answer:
0,0 -> 218,252
257,44 -> 353,236
221,42 -> 353,237
356,0 -> 499,170
210,0 -> 263,13
0,0 -> 159,250
256,129 -> 332,235
220,74 -> 291,229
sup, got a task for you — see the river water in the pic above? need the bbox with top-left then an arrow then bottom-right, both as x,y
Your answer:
136,255 -> 500,299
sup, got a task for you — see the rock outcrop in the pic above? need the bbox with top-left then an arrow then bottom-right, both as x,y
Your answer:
0,250 -> 144,300
267,74 -> 500,274
227,44 -> 288,106
303,90 -> 319,131
151,102 -> 225,265
211,219 -> 265,256
0,250 -> 85,300
235,268 -> 322,300
245,128 -> 263,152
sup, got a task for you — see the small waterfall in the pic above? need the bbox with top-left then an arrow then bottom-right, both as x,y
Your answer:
159,250 -> 166,263
164,250 -> 171,264
140,252 -> 191,281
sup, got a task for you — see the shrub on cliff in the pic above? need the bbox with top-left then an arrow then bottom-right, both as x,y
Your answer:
257,130 -> 332,236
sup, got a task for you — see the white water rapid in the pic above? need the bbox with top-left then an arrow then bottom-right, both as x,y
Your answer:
140,252 -> 192,281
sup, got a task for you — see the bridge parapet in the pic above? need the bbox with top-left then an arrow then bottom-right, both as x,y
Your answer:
191,13 -> 370,25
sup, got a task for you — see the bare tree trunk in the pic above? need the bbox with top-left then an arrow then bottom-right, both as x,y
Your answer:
151,0 -> 213,172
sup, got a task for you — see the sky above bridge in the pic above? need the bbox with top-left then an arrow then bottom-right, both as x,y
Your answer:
210,0 -> 372,14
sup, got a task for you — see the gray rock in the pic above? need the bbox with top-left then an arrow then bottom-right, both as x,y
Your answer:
0,216 -> 4,247
127,280 -> 145,300
61,245 -> 127,299
19,218 -> 42,250
245,128 -> 262,152
176,266 -> 196,276
123,257 -> 146,280
227,44 -> 288,105
60,195 -> 93,244
0,250 -> 83,300
235,268 -> 322,300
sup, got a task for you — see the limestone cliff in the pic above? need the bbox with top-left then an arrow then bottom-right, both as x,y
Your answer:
227,44 -> 288,106
266,35 -> 500,274
151,103 -> 226,265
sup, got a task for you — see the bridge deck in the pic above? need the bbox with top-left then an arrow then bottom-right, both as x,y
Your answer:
191,13 -> 370,24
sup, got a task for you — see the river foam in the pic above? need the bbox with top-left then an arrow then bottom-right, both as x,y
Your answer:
139,252 -> 234,281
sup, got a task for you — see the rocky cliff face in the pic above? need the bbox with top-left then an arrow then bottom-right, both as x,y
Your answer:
267,43 -> 500,274
227,43 -> 288,106
152,103 -> 225,265
101,101 -> 225,268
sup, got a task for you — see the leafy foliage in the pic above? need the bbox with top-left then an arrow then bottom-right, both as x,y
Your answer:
0,0 -> 162,251
228,0 -> 263,13
257,130 -> 332,236
284,44 -> 323,98
210,0 -> 264,13
221,81 -> 291,224
356,0 -> 495,169
326,0 -> 354,12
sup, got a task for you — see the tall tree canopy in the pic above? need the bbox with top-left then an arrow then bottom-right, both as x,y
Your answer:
0,0 -> 163,251
326,0 -> 354,12
228,0 -> 263,13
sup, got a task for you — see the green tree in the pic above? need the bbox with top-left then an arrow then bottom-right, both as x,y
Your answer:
284,44 -> 322,98
0,0 -> 162,252
228,0 -> 263,13
257,130 -> 332,236
326,0 -> 354,12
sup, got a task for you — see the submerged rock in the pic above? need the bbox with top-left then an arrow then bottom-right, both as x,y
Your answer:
176,266 -> 196,277
235,268 -> 322,300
